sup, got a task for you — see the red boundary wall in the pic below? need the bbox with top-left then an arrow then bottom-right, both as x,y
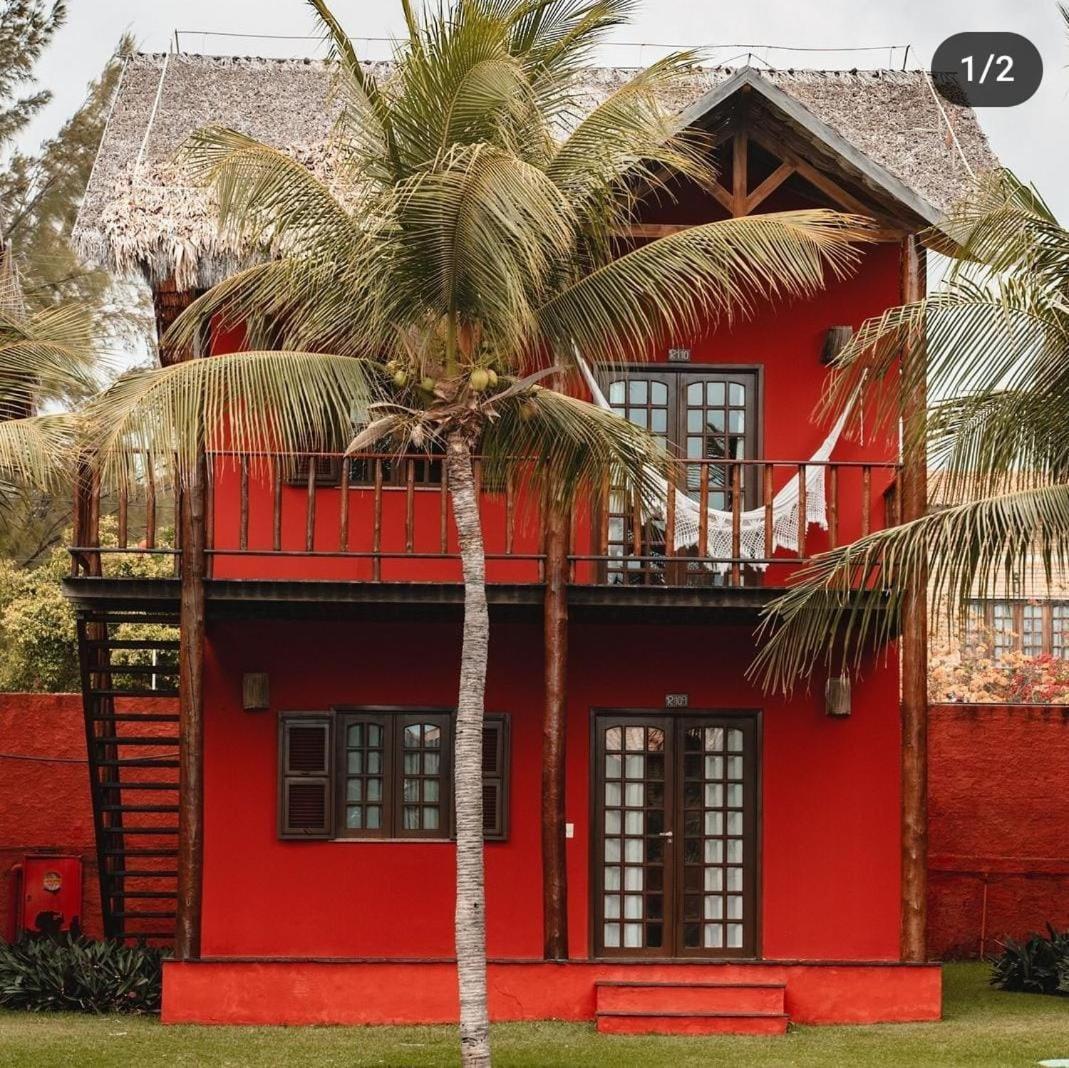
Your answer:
928,703 -> 1069,959
0,693 -> 101,939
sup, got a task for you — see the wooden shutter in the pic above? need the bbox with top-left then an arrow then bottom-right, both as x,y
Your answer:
279,715 -> 333,839
482,716 -> 510,841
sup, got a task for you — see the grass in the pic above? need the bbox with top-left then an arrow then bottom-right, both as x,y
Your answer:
0,964 -> 1067,1067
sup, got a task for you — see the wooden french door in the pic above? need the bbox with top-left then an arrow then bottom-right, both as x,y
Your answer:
593,711 -> 759,958
599,367 -> 760,585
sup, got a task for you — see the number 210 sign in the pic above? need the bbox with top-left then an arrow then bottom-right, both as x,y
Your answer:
932,32 -> 1042,108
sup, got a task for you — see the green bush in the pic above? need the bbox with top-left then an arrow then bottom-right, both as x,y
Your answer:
0,933 -> 163,1013
991,925 -> 1069,995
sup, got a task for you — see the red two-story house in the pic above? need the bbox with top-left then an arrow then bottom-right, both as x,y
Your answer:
67,55 -> 995,1032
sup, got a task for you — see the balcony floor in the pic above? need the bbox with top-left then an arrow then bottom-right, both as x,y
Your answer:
62,577 -> 814,624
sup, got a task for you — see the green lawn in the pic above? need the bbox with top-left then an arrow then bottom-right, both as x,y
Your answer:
0,964 -> 1066,1067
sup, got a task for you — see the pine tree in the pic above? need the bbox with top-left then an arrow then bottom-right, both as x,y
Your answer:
0,3 -> 131,311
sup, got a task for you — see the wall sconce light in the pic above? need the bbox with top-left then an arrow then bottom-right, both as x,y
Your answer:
825,675 -> 852,718
242,672 -> 270,711
821,325 -> 854,366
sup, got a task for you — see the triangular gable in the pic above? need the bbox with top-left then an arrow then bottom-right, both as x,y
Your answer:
676,67 -> 945,230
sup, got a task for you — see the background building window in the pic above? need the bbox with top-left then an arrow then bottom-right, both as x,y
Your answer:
967,600 -> 1069,660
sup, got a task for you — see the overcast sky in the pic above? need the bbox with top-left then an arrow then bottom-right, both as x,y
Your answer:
21,0 -> 1069,220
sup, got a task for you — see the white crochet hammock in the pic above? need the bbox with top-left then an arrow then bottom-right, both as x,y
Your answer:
577,359 -> 860,570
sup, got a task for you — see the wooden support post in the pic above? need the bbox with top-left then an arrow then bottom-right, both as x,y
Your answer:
899,234 -> 928,963
542,497 -> 569,961
176,450 -> 207,961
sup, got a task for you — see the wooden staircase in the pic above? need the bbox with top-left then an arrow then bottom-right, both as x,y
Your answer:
595,980 -> 789,1036
77,609 -> 181,944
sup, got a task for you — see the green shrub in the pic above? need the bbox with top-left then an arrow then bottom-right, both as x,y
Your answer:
991,925 -> 1069,995
0,933 -> 163,1013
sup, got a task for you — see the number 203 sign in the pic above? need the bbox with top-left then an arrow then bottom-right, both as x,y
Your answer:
932,32 -> 1042,108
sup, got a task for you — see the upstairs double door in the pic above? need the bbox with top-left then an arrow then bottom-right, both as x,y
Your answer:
601,367 -> 760,584
593,711 -> 760,958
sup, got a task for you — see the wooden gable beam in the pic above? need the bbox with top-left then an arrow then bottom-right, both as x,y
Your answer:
731,130 -> 748,217
743,160 -> 794,214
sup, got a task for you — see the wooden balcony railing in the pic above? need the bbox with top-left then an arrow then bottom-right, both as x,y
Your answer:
69,451 -> 901,589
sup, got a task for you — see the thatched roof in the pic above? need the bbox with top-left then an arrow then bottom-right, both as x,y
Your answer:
74,53 -> 998,291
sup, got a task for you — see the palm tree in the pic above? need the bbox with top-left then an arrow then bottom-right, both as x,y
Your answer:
0,244 -> 95,503
80,2 -> 868,1062
751,165 -> 1069,693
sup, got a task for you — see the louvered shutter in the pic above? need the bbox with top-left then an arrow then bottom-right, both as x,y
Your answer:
279,716 -> 333,838
482,716 -> 510,841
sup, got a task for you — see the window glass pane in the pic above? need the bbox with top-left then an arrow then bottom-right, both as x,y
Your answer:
729,383 -> 745,405
608,381 -> 625,404
650,382 -> 668,404
992,602 -> 1014,660
1022,604 -> 1044,656
628,380 -> 647,403
1054,605 -> 1069,658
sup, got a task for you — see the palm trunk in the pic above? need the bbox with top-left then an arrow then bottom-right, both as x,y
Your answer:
446,430 -> 491,1068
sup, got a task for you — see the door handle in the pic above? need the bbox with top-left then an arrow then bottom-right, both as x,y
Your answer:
657,831 -> 673,839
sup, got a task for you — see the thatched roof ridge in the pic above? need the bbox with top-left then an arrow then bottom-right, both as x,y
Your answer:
73,52 -> 998,290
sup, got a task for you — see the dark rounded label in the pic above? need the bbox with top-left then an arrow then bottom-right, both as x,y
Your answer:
931,32 -> 1042,107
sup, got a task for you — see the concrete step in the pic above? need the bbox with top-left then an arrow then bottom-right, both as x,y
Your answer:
596,980 -> 785,1015
596,1010 -> 789,1036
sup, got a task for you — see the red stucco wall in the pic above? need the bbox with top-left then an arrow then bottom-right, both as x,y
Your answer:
927,703 -> 1069,958
200,619 -> 902,962
205,241 -> 903,585
2,690 -> 1066,961
0,693 -> 101,939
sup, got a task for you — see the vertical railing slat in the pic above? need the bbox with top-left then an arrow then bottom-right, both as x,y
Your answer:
239,456 -> 249,551
763,463 -> 773,560
305,460 -> 316,553
145,460 -> 156,550
272,458 -> 282,552
698,465 -> 709,564
372,458 -> 383,582
339,456 -> 350,552
730,462 -> 742,586
405,458 -> 415,553
862,464 -> 872,537
117,485 -> 128,549
796,463 -> 807,560
828,464 -> 839,548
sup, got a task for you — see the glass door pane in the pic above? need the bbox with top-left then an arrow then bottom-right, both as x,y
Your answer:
595,717 -> 672,956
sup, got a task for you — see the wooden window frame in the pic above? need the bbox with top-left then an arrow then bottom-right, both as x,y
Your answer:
335,707 -> 453,841
967,599 -> 1069,660
277,707 -> 511,843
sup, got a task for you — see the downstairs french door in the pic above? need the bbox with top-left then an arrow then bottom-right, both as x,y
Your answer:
593,711 -> 760,958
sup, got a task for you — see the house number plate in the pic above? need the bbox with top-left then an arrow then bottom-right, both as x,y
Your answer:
665,693 -> 689,707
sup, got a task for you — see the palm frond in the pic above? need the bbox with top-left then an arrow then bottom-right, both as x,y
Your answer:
751,484 -> 1069,693
547,52 -> 713,262
394,143 -> 575,349
480,378 -> 669,506
306,0 -> 401,173
0,412 -> 77,492
179,128 -> 373,257
539,210 -> 869,368
83,351 -> 382,489
390,2 -> 548,167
